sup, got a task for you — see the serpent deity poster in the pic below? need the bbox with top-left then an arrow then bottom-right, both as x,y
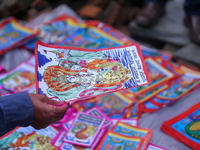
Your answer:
35,41 -> 151,102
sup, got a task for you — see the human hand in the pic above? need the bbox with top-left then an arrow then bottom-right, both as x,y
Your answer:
28,93 -> 69,129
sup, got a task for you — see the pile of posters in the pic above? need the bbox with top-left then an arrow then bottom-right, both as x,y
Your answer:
72,91 -> 139,119
161,102 -> 200,149
0,12 -> 199,150
0,17 -> 38,55
0,125 -> 59,149
0,55 -> 36,95
140,59 -> 200,114
51,107 -> 153,150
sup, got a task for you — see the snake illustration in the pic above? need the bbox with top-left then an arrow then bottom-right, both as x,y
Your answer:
72,123 -> 97,140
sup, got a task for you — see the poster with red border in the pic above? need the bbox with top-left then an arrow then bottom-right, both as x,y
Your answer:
161,102 -> 200,149
0,17 -> 38,55
128,57 -> 175,96
35,41 -> 151,103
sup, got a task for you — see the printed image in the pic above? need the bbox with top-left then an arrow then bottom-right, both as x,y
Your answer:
0,126 -> 58,150
112,122 -> 152,150
23,18 -> 81,51
63,113 -> 105,146
0,63 -> 36,92
56,27 -> 122,49
95,93 -> 133,116
36,42 -> 150,102
157,74 -> 200,100
98,131 -> 143,150
71,92 -> 133,116
129,58 -> 174,95
171,108 -> 200,143
0,17 -> 38,54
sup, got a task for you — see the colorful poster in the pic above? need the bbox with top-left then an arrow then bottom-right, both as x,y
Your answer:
63,112 -> 105,147
0,17 -> 38,55
56,26 -> 123,49
111,122 -> 152,150
129,58 -> 174,96
141,46 -> 172,62
35,41 -> 151,102
0,62 -> 36,92
53,129 -> 106,150
108,118 -> 138,130
0,125 -> 58,150
157,66 -> 200,100
23,17 -> 81,51
97,131 -> 144,150
87,107 -> 112,128
72,92 -> 134,117
161,102 -> 200,149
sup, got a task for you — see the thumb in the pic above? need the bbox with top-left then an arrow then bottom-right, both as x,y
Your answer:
41,95 -> 70,116
51,102 -> 70,117
42,96 -> 67,106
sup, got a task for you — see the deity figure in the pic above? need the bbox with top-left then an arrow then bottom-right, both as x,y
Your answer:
43,58 -> 132,93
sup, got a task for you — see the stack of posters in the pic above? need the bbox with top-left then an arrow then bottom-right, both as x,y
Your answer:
141,65 -> 200,113
161,102 -> 200,149
51,107 -> 147,149
0,17 -> 38,55
0,125 -> 58,149
0,62 -> 36,93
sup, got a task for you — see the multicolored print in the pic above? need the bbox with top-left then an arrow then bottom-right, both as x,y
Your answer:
129,58 -> 174,95
95,93 -> 133,116
36,41 -> 150,102
56,27 -> 123,49
0,17 -> 38,55
171,108 -> 200,143
185,120 -> 200,140
161,102 -> 200,149
0,32 -> 20,43
43,59 -> 130,92
72,123 -> 97,140
2,71 -> 35,92
97,131 -> 143,150
0,63 -> 36,92
0,126 -> 58,150
157,66 -> 200,100
23,17 -> 82,51
71,92 -> 133,117
112,122 -> 152,150
63,112 -> 105,147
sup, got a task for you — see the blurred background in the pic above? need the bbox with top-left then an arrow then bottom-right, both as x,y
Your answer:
0,0 -> 199,70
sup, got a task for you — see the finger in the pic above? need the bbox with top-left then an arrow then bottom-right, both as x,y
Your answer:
50,102 -> 70,116
41,96 -> 67,106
